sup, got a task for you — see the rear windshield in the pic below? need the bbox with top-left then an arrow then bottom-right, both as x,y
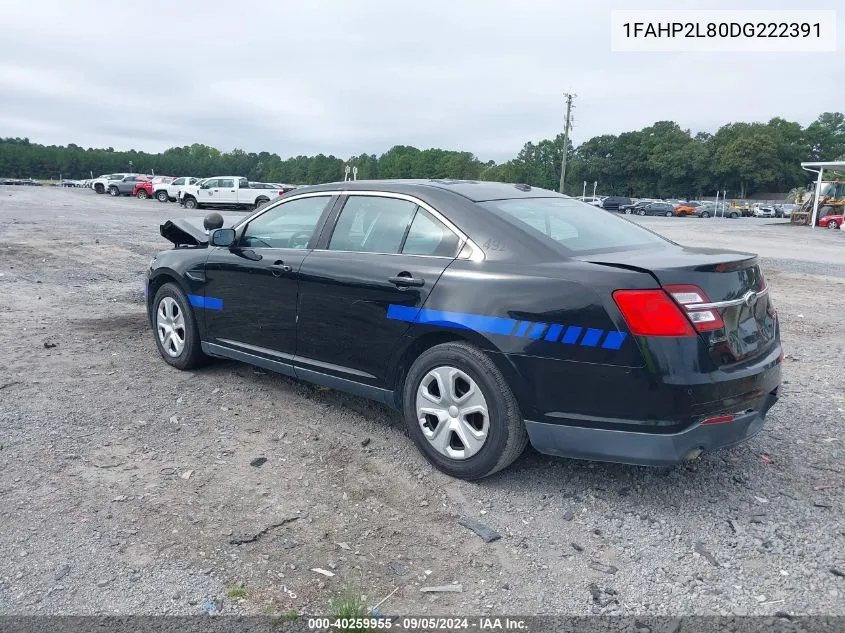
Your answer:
481,197 -> 669,255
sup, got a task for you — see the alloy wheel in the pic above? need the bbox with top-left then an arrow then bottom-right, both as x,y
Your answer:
156,296 -> 186,357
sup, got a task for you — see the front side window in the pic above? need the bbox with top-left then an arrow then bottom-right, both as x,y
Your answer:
201,179 -> 218,189
482,197 -> 668,255
328,196 -> 417,254
402,209 -> 461,257
172,178 -> 185,186
241,196 -> 332,249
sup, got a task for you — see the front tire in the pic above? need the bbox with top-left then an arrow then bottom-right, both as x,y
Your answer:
183,197 -> 198,210
137,189 -> 148,199
665,210 -> 673,217
730,211 -> 739,219
156,190 -> 169,202
402,342 -> 528,480
94,183 -> 105,194
152,283 -> 205,370
829,220 -> 839,229
638,209 -> 646,216
108,186 -> 119,196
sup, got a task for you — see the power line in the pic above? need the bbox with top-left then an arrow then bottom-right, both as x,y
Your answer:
558,93 -> 575,194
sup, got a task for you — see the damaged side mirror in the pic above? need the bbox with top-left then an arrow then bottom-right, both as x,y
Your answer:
210,228 -> 236,247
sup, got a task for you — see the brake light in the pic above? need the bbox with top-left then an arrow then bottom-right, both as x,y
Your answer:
664,284 -> 725,332
612,289 -> 696,337
701,414 -> 734,425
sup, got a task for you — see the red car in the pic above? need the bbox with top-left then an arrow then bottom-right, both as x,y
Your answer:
133,176 -> 174,199
819,213 -> 843,229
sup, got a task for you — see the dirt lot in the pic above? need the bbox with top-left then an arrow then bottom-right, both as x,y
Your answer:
1,186 -> 843,617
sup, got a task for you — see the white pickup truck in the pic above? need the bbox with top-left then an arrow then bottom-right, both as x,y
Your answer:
153,176 -> 202,203
179,176 -> 286,210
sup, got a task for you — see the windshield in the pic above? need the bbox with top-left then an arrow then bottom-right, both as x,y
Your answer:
481,197 -> 669,255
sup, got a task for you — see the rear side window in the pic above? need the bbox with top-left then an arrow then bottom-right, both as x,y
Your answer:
482,197 -> 667,254
402,209 -> 460,257
329,196 -> 417,254
219,178 -> 234,188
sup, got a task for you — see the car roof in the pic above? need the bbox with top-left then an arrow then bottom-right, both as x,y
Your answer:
294,179 -> 566,203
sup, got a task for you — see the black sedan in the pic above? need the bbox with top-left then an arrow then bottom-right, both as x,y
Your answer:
147,180 -> 781,479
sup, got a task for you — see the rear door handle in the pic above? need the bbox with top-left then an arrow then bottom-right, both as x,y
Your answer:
271,260 -> 292,276
389,274 -> 425,287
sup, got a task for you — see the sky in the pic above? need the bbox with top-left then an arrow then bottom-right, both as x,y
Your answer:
0,0 -> 842,162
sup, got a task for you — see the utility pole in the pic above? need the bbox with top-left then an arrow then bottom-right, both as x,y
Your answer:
558,93 -> 575,194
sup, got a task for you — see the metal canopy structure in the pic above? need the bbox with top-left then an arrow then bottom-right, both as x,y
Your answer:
800,161 -> 845,229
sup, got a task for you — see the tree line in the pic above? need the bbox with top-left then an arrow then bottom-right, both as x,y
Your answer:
1,112 -> 843,198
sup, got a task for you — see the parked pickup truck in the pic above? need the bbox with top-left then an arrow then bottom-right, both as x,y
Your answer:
179,176 -> 287,210
108,174 -> 150,197
92,173 -> 131,194
153,176 -> 202,202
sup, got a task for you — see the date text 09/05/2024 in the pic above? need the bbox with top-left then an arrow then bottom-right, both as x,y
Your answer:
307,617 -> 528,630
622,22 -> 821,38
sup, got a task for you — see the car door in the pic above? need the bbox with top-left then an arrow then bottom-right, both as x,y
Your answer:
197,178 -> 219,204
215,177 -> 238,204
295,193 -> 462,388
201,193 -> 338,361
168,177 -> 185,198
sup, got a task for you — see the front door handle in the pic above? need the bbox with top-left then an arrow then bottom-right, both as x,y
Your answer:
271,260 -> 292,276
389,274 -> 425,287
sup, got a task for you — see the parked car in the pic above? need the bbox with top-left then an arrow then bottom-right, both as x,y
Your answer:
753,204 -> 775,218
695,202 -> 738,218
774,203 -> 796,218
601,196 -> 632,212
620,201 -> 652,215
819,213 -> 843,229
92,173 -> 131,194
133,176 -> 174,199
148,180 -> 781,480
108,175 -> 150,197
575,196 -> 604,207
154,176 -> 202,202
674,201 -> 701,217
178,176 -> 287,210
635,202 -> 677,217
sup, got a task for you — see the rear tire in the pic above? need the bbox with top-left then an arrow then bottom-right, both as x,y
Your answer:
665,210 -> 673,217
402,342 -> 528,480
137,189 -> 148,199
254,197 -> 269,210
638,209 -> 646,216
700,211 -> 710,218
151,283 -> 206,370
156,190 -> 169,202
829,220 -> 839,230
730,211 -> 739,219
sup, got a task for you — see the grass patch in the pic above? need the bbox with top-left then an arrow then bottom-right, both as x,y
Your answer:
226,584 -> 247,599
329,587 -> 376,632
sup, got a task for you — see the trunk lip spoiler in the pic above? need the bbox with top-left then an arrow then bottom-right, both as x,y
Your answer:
684,287 -> 769,311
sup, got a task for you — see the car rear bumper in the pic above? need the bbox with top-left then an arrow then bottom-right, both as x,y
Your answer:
525,391 -> 778,466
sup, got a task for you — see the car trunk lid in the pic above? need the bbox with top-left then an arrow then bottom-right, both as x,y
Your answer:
580,246 -> 777,366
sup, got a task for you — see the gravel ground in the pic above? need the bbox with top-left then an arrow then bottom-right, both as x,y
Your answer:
0,186 -> 843,617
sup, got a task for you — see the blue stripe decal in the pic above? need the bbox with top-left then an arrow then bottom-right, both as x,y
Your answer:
544,324 -> 563,342
188,294 -> 224,311
561,326 -> 583,344
580,328 -> 603,347
602,331 -> 627,350
528,323 -> 546,340
385,305 -> 627,351
514,321 -> 531,337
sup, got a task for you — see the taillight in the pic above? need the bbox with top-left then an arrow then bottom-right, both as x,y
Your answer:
612,289 -> 696,337
664,284 -> 725,332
